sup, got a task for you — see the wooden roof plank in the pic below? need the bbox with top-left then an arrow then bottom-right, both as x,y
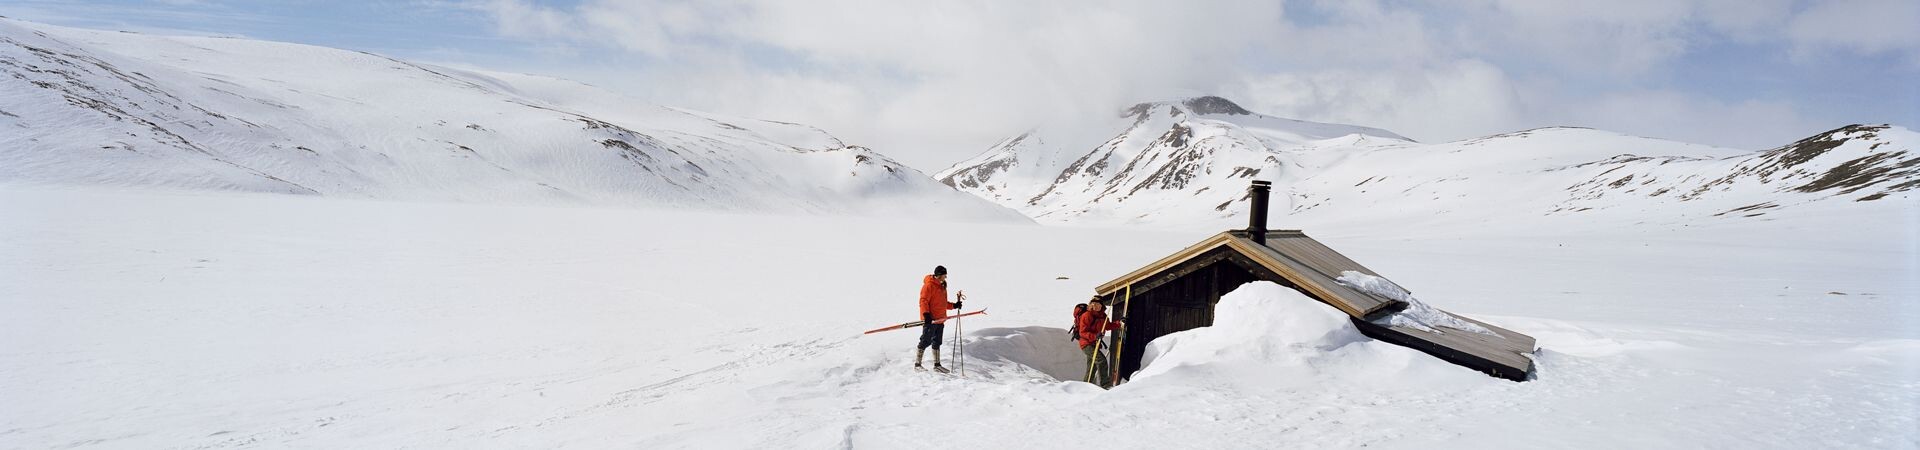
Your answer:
1093,232 -> 1237,294
1262,232 -> 1382,279
1225,235 -> 1401,318
1370,311 -> 1536,372
1096,230 -> 1405,319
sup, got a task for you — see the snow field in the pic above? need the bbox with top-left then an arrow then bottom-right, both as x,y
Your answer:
1,187 -> 1914,448
0,186 -> 1177,448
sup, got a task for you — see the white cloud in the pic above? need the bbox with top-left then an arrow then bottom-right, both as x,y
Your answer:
1451,0 -> 1696,75
1692,0 -> 1794,38
470,0 -> 1286,168
1232,60 -> 1528,143
1233,60 -> 1822,150
1266,0 -> 1444,67
461,0 -> 1905,169
1786,0 -> 1920,64
1560,90 -> 1815,150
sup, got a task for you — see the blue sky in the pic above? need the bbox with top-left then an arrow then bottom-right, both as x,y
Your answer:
3,0 -> 1914,169
0,1 -> 512,61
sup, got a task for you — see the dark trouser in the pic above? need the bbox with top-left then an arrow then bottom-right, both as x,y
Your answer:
1083,342 -> 1111,386
917,322 -> 945,349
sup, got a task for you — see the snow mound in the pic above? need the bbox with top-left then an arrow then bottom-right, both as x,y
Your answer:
1131,282 -> 1491,390
1336,271 -> 1495,335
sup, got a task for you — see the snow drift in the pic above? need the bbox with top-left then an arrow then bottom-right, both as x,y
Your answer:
1336,270 -> 1495,335
1133,282 -> 1493,390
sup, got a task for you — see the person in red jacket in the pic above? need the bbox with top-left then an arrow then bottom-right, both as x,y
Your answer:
1077,297 -> 1124,386
916,265 -> 964,372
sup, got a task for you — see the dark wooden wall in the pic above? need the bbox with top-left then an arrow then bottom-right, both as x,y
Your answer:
1105,249 -> 1277,381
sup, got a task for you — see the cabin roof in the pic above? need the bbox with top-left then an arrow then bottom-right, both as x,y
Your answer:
1364,313 -> 1537,380
1094,230 -> 1406,319
1093,229 -> 1537,380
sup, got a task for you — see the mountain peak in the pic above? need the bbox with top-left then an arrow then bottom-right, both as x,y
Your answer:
941,98 -> 1914,227
1179,96 -> 1252,115
1817,124 -> 1893,140
1124,95 -> 1254,118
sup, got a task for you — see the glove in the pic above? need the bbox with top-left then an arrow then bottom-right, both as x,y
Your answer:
953,301 -> 963,310
923,313 -> 933,322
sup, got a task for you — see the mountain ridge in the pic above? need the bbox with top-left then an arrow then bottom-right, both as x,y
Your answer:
938,94 -> 1914,229
0,19 -> 1027,223
936,95 -> 1413,224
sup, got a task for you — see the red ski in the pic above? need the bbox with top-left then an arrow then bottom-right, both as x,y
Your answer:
862,309 -> 987,335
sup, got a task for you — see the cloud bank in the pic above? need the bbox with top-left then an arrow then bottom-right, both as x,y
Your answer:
466,0 -> 1918,170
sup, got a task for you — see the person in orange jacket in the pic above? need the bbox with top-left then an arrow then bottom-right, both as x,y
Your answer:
916,265 -> 964,372
1077,297 -> 1124,386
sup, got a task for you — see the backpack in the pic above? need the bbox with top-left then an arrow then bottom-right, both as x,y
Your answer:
1067,303 -> 1088,341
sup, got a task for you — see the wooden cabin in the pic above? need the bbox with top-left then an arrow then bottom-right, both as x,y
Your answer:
1086,181 -> 1536,386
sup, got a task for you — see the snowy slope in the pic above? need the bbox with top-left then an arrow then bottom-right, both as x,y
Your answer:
938,96 -> 1916,229
2,187 -> 1912,448
0,19 -> 1025,222
937,96 -> 1412,224
1281,124 -> 1919,234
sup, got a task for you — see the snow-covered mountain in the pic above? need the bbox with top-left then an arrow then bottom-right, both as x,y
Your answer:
937,96 -> 1916,229
0,19 -> 1025,222
936,96 -> 1413,225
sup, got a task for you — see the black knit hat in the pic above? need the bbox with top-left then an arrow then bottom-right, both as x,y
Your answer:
933,265 -> 948,276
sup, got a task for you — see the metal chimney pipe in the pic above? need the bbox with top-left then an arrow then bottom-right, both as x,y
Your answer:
1247,181 -> 1270,245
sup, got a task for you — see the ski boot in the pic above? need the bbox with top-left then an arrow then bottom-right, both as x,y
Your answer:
930,348 -> 949,373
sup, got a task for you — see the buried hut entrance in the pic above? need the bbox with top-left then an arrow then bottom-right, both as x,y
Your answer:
1081,181 -> 1538,388
959,326 -> 1095,381
1094,248 -> 1267,382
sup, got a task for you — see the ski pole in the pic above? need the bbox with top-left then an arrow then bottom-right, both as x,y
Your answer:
1111,285 -> 1132,386
950,307 -> 958,371
955,292 -> 967,377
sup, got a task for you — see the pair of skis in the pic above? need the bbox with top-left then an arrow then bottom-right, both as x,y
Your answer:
859,309 -> 986,335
